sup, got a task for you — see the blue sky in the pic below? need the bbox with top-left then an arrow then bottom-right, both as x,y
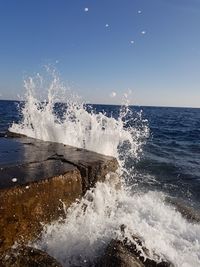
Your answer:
0,0 -> 200,107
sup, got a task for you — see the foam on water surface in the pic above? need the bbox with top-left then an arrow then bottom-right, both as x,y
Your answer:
36,182 -> 200,267
10,71 -> 200,266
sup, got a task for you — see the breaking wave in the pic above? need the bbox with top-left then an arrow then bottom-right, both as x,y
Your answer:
10,71 -> 200,267
37,182 -> 200,267
10,71 -> 148,171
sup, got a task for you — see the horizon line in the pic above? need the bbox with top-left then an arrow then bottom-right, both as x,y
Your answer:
0,98 -> 199,110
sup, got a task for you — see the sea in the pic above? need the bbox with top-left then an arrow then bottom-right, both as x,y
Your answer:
0,77 -> 200,266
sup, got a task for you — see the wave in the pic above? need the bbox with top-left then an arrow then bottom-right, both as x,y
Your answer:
10,71 -> 148,171
36,182 -> 200,267
10,70 -> 200,266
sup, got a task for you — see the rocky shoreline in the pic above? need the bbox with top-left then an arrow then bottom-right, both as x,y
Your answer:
0,133 -> 118,254
0,133 -> 198,266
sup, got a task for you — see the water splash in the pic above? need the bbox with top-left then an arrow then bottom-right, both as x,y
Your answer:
36,180 -> 200,267
10,70 -> 200,267
10,71 -> 149,170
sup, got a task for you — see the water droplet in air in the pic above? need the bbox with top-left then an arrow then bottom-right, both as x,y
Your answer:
110,91 -> 117,98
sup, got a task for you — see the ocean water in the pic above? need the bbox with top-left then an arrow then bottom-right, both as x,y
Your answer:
0,76 -> 200,266
1,101 -> 200,208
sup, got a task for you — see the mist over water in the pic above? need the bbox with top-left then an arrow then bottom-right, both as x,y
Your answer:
9,72 -> 200,267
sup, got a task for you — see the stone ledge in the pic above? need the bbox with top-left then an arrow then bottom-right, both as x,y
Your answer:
0,135 -> 119,252
0,168 -> 82,252
0,136 -> 118,191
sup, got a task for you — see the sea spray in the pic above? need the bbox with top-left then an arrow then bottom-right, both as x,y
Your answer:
10,71 -> 200,266
10,71 -> 149,171
36,181 -> 200,267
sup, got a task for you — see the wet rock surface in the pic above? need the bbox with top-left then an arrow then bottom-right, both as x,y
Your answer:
0,135 -> 118,190
0,246 -> 62,267
97,225 -> 174,267
98,238 -> 174,267
97,239 -> 144,267
0,135 -> 118,252
0,168 -> 82,252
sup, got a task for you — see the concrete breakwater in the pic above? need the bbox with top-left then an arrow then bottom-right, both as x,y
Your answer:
0,133 -> 188,267
0,134 -> 118,253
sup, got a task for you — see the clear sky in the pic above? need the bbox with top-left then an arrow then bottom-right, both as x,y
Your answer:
0,0 -> 200,107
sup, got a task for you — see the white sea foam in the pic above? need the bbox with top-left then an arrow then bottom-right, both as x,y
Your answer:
10,71 -> 200,266
36,182 -> 200,267
10,72 -> 148,169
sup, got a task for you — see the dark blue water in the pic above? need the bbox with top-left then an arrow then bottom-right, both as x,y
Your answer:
133,106 -> 200,208
1,100 -> 200,209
